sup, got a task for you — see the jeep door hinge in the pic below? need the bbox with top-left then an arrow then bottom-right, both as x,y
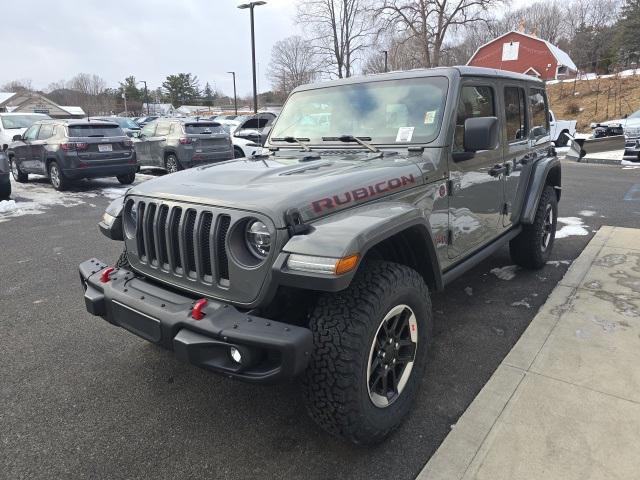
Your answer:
447,179 -> 455,196
447,229 -> 454,246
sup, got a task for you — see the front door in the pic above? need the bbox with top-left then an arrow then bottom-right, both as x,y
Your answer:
448,82 -> 504,259
18,124 -> 40,171
136,123 -> 156,166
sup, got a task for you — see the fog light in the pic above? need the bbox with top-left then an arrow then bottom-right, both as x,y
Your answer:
230,347 -> 242,364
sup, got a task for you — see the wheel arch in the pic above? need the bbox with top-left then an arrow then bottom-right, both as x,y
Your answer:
274,202 -> 443,293
520,156 -> 561,225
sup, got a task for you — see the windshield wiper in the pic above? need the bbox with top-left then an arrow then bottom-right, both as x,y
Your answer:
322,135 -> 379,153
271,136 -> 311,152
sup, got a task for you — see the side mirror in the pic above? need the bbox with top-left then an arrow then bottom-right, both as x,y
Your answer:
12,134 -> 23,142
463,117 -> 499,152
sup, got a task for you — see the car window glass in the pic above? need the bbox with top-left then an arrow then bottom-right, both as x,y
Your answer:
24,125 -> 40,141
141,123 -> 156,136
504,87 -> 528,142
529,88 -> 549,138
37,124 -> 54,140
155,123 -> 170,136
454,86 -> 494,152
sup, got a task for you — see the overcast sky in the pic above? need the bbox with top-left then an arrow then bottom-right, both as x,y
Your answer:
0,0 -> 299,96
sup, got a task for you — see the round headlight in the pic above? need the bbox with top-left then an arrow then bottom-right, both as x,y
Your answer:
245,220 -> 271,258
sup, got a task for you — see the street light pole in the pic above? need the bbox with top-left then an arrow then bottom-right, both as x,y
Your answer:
227,71 -> 238,115
238,1 -> 266,114
383,50 -> 388,73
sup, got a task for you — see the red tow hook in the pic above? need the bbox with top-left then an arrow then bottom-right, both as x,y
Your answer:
191,298 -> 208,320
100,267 -> 116,283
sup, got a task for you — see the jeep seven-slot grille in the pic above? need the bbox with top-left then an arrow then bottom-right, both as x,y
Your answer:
135,201 -> 231,283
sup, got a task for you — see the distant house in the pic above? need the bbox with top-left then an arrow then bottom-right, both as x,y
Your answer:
142,103 -> 175,116
467,30 -> 577,81
0,92 -> 85,118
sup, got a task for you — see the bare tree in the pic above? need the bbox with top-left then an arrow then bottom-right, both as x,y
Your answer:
268,36 -> 319,94
297,0 -> 376,78
378,0 -> 504,68
1,79 -> 33,93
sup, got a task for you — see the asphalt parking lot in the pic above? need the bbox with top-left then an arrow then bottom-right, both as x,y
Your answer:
1,160 -> 639,480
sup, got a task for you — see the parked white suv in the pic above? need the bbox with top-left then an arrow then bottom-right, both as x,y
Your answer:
0,113 -> 51,150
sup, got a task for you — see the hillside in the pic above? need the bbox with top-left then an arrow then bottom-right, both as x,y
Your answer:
546,74 -> 640,132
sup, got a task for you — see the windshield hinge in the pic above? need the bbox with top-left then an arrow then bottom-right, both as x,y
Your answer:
284,209 -> 311,236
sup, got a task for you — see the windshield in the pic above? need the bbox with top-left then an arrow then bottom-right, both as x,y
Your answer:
1,114 -> 50,129
112,118 -> 140,129
68,124 -> 125,137
270,77 -> 448,145
629,110 -> 640,119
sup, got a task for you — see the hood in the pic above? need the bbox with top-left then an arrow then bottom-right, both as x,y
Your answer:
128,152 -> 425,227
1,127 -> 27,142
600,117 -> 640,128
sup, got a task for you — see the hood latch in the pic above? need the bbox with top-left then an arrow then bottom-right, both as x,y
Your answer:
285,208 -> 311,236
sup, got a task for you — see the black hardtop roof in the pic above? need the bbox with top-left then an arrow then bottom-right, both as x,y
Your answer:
292,66 -> 543,93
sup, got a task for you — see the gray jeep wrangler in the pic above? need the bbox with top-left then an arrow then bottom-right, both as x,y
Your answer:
79,67 -> 560,445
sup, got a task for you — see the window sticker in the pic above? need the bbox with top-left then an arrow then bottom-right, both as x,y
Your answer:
424,110 -> 437,125
396,126 -> 415,142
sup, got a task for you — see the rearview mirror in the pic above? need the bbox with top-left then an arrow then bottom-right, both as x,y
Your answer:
464,117 -> 498,152
12,134 -> 22,142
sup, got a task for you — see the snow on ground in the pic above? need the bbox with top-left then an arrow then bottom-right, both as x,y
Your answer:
0,173 -> 159,223
556,216 -> 589,239
490,265 -> 519,281
578,210 -> 596,217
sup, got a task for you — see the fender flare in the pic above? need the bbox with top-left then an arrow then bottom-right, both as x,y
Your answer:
273,201 -> 443,293
521,156 -> 561,224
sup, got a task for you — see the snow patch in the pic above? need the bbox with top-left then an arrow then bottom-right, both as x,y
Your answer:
556,216 -> 590,239
578,210 -> 596,217
511,300 -> 531,308
490,265 -> 519,281
0,200 -> 18,213
547,260 -> 571,267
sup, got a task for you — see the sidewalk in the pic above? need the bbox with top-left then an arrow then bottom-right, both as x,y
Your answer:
418,226 -> 640,480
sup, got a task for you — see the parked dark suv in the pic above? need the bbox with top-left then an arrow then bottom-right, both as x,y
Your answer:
135,118 -> 233,173
8,120 -> 137,191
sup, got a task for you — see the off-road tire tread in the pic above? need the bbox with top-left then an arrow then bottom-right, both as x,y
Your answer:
115,250 -> 130,269
509,185 -> 557,269
302,260 -> 432,445
117,172 -> 136,185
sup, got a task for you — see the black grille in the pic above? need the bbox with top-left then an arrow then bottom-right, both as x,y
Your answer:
134,201 -> 230,285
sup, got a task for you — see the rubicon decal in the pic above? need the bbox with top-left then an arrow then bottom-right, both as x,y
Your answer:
311,175 -> 416,213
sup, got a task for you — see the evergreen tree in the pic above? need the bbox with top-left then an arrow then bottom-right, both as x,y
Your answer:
617,0 -> 640,65
203,82 -> 215,107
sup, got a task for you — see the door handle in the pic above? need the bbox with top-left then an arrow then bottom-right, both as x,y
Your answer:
489,164 -> 507,177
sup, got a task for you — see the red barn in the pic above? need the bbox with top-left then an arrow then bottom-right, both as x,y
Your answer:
467,30 -> 577,81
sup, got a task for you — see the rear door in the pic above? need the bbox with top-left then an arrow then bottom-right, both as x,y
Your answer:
149,122 -> 170,165
33,123 -> 55,174
448,81 -> 504,259
501,83 -> 531,228
136,122 -> 156,165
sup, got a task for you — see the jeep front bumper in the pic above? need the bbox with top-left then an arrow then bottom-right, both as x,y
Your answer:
79,258 -> 313,383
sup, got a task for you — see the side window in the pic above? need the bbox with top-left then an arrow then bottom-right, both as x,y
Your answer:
169,123 -> 181,135
24,125 -> 40,141
155,123 -> 171,136
141,123 -> 156,137
454,86 -> 495,152
504,87 -> 528,142
37,124 -> 54,140
529,88 -> 549,138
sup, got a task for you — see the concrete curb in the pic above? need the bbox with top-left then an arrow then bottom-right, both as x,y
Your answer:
416,226 -> 615,480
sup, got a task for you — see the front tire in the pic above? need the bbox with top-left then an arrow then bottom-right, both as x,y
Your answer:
509,185 -> 558,269
302,261 -> 432,445
117,172 -> 136,185
11,158 -> 28,183
555,130 -> 570,147
234,146 -> 245,159
48,161 -> 69,191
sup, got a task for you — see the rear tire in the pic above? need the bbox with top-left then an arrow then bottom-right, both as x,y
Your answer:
10,158 -> 28,183
0,181 -> 10,200
117,172 -> 136,185
555,130 -> 570,147
164,154 -> 181,174
509,185 -> 558,269
48,161 -> 69,191
302,261 -> 432,445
